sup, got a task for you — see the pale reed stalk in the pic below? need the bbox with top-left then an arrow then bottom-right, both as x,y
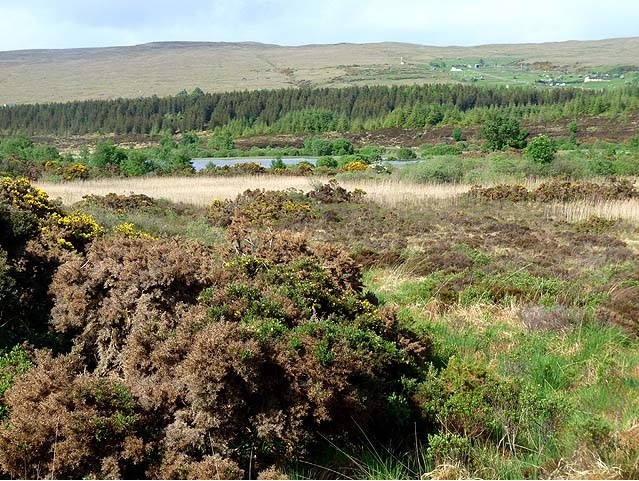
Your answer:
546,199 -> 639,224
35,176 -> 472,208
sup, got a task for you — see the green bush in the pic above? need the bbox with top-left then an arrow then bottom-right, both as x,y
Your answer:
120,149 -> 153,176
0,345 -> 31,419
526,135 -> 557,164
396,147 -> 417,160
419,357 -> 565,455
420,143 -> 463,156
316,155 -> 338,168
357,145 -> 383,163
482,116 -> 528,151
399,157 -> 467,183
89,140 -> 127,169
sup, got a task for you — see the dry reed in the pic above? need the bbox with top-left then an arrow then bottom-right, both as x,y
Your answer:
35,176 -> 470,208
546,199 -> 639,224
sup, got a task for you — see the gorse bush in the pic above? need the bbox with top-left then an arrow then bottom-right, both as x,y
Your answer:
113,222 -> 155,239
341,160 -> 369,172
469,179 -> 638,203
208,182 -> 365,227
1,177 -> 104,250
0,176 -> 62,218
0,231 -> 433,478
0,352 -> 144,480
208,189 -> 313,227
0,177 -> 103,347
80,193 -> 159,212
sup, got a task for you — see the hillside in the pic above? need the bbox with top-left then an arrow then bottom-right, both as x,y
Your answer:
1,37 -> 638,104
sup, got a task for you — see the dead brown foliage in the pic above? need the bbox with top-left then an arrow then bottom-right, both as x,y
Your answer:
0,351 -> 146,479
0,231 -> 433,478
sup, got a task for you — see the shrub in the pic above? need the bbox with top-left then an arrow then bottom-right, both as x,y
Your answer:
89,140 -> 127,169
120,150 -> 153,177
469,179 -> 638,203
341,161 -> 369,172
400,157 -> 466,183
46,211 -> 105,250
208,189 -> 313,227
80,193 -> 159,212
0,176 -> 62,218
316,155 -> 338,168
482,116 -> 528,151
270,157 -> 286,170
232,162 -> 266,175
0,179 -> 84,347
420,143 -> 463,156
113,222 -> 155,239
303,136 -> 333,156
469,184 -> 531,202
418,358 -> 564,455
306,180 -> 366,204
396,147 -> 417,160
534,178 -> 638,202
0,352 -> 145,479
526,134 -> 557,164
44,161 -> 90,180
0,345 -> 31,419
357,145 -> 382,163
332,138 -> 354,155
40,233 -> 432,476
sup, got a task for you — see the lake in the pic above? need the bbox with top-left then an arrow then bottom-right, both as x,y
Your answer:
191,157 -> 317,171
191,157 -> 419,171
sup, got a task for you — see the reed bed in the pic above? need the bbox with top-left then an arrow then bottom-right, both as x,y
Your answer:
35,176 -> 471,208
547,199 -> 639,224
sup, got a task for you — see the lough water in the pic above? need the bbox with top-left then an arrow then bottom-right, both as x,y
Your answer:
191,157 -> 419,171
191,157 -> 317,171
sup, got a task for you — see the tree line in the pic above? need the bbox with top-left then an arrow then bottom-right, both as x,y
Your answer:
0,84 -> 638,136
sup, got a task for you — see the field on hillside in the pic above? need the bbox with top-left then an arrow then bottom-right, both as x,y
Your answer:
1,37 -> 638,104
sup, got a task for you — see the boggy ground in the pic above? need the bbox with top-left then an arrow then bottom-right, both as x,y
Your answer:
2,178 -> 639,479
82,179 -> 639,477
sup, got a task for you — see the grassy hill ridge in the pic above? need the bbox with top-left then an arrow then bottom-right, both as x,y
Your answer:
1,37 -> 638,104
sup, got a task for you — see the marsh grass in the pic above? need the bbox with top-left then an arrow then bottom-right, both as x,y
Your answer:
35,176 -> 470,208
548,198 -> 639,224
35,176 -> 329,207
362,254 -> 639,479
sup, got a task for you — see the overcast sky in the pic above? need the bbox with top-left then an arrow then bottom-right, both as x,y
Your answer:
0,0 -> 637,51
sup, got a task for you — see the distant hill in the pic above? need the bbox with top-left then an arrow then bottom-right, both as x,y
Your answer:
1,37 -> 638,104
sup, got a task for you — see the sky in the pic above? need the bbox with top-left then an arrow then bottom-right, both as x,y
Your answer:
0,0 -> 637,52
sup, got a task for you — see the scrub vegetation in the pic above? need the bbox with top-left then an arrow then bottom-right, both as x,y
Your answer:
1,73 -> 639,479
1,173 -> 638,479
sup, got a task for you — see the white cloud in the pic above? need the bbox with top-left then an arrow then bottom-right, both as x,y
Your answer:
0,0 -> 637,51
